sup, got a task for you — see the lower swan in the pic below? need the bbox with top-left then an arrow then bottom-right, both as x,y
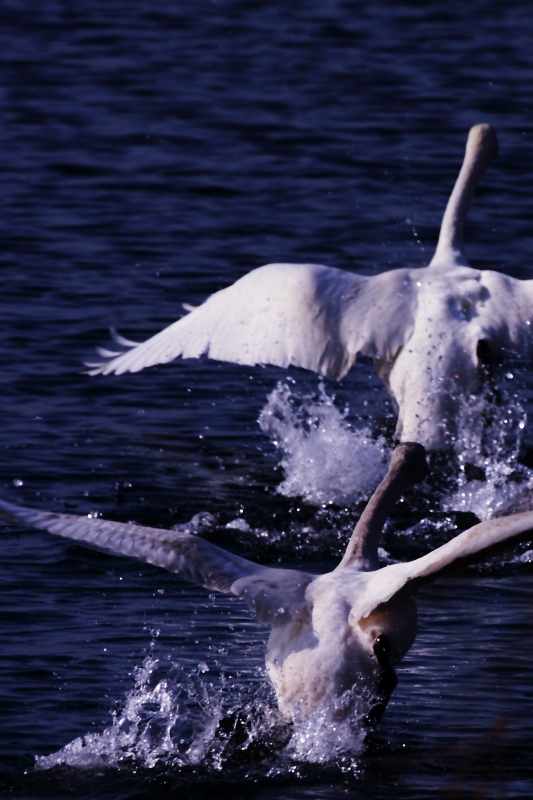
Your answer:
2,442 -> 533,727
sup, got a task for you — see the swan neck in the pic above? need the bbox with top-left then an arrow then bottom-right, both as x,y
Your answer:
340,442 -> 427,570
429,124 -> 498,268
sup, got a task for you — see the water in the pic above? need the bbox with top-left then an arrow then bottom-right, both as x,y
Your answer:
2,1 -> 533,797
259,381 -> 390,506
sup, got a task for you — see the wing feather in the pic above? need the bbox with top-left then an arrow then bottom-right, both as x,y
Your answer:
479,272 -> 533,352
87,263 -> 416,381
357,510 -> 533,619
0,499 -> 314,623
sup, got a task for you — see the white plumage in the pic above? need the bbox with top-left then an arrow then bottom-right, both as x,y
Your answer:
87,124 -> 533,449
3,443 -> 533,726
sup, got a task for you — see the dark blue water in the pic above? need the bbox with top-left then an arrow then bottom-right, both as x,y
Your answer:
2,1 -> 533,797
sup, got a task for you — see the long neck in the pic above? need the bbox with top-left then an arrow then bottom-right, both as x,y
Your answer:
429,124 -> 498,268
339,442 -> 427,571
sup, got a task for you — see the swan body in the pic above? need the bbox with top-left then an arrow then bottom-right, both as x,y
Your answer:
264,568 -> 417,720
87,124 -> 533,449
3,442 -> 533,726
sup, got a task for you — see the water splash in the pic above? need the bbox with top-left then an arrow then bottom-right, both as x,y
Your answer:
36,657 -> 225,771
255,374 -> 533,518
173,511 -> 217,533
443,385 -> 533,520
259,381 -> 390,507
35,655 -> 368,773
283,688 -> 367,767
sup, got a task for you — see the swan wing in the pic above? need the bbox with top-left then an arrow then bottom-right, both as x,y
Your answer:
0,499 -> 314,624
356,510 -> 533,620
86,263 -> 416,381
478,271 -> 533,353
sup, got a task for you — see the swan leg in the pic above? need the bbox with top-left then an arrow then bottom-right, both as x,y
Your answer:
364,634 -> 398,728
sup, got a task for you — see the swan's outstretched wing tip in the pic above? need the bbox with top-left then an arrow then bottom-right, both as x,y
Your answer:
0,498 -> 64,532
83,363 -> 102,376
96,347 -> 123,359
430,123 -> 499,268
0,498 -> 314,622
0,497 -> 258,588
468,123 -> 499,161
0,498 -> 25,523
109,327 -> 142,348
83,328 -> 144,376
82,360 -> 115,376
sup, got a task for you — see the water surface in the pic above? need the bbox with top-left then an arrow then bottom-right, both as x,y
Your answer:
2,1 -> 533,797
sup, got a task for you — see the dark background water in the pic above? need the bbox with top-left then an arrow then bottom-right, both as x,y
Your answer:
2,1 -> 533,797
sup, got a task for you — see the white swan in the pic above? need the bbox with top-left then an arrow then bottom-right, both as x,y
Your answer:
2,443 -> 533,726
86,124 -> 533,450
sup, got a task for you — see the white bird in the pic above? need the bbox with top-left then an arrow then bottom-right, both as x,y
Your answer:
2,442 -> 533,728
86,124 -> 533,450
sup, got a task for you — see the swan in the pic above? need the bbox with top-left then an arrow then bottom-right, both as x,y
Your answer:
86,124 -> 533,450
2,442 -> 533,727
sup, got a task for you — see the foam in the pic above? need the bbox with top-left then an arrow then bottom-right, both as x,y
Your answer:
35,654 -> 367,772
259,381 -> 390,507
443,387 -> 533,520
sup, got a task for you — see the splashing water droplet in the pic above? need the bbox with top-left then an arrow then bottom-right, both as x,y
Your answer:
259,382 -> 390,506
443,382 -> 533,519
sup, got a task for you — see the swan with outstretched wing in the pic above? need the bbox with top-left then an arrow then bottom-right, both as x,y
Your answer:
87,125 -> 533,449
2,443 -> 533,726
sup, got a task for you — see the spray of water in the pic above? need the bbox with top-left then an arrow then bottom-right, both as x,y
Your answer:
33,376 -> 533,776
259,381 -> 390,507
283,688 -> 368,766
35,654 -> 368,773
35,657 -> 225,771
443,381 -> 533,520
